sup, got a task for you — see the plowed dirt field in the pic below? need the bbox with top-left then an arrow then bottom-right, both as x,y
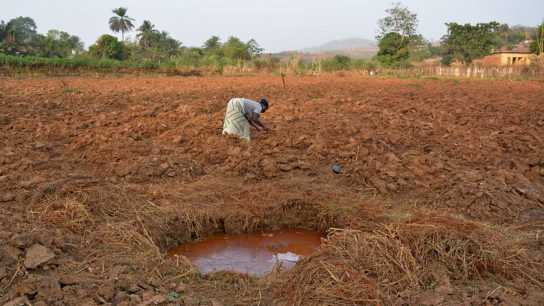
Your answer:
1,75 -> 544,305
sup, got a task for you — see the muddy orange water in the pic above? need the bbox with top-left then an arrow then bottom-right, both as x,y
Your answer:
167,228 -> 324,275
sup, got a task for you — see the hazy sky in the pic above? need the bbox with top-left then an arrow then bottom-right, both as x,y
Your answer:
3,0 -> 543,52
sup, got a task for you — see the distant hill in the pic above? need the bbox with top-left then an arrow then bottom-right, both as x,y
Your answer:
301,38 -> 376,53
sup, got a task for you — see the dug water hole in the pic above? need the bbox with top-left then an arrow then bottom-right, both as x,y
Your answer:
167,228 -> 324,276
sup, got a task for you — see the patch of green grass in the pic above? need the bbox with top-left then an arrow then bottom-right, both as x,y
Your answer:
479,221 -> 524,240
326,202 -> 341,211
324,202 -> 356,216
383,210 -> 413,222
423,76 -> 441,81
62,87 -> 86,93
407,83 -> 423,88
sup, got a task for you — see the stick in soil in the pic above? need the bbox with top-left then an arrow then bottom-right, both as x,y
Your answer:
1,260 -> 23,294
482,286 -> 502,303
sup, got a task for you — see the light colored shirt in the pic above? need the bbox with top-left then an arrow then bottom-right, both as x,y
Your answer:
242,99 -> 262,120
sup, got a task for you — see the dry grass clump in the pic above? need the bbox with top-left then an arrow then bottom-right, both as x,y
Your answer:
31,195 -> 95,231
274,216 -> 544,305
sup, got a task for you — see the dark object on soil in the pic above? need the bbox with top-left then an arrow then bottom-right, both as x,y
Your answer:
169,292 -> 180,300
332,165 -> 341,174
529,158 -> 543,167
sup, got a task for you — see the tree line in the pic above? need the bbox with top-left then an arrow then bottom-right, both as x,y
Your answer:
0,7 -> 264,67
0,17 -> 83,58
1,4 -> 543,72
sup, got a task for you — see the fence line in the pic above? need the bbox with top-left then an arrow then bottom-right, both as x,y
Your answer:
417,65 -> 540,78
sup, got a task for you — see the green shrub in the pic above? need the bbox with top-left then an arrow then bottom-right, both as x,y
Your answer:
0,54 -> 166,72
321,55 -> 352,71
89,35 -> 125,60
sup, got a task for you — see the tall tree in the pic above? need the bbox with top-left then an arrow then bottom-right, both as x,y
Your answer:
376,2 -> 422,66
9,17 -> 37,42
0,17 -> 37,55
0,20 -> 14,42
247,39 -> 263,59
376,2 -> 418,51
109,7 -> 135,41
441,22 -> 499,64
0,20 -> 16,54
137,20 -> 159,48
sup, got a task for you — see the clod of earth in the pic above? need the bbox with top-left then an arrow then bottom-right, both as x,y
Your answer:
3,297 -> 29,306
1,192 -> 15,202
24,244 -> 55,269
11,234 -> 35,249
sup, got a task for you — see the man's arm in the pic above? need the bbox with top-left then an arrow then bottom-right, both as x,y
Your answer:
248,120 -> 261,130
244,113 -> 261,130
251,113 -> 270,131
244,113 -> 260,130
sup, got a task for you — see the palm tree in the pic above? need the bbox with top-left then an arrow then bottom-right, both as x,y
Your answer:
157,31 -> 182,55
109,7 -> 135,41
203,36 -> 221,50
137,20 -> 159,48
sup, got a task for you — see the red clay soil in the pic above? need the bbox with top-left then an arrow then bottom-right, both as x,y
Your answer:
1,75 -> 543,305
